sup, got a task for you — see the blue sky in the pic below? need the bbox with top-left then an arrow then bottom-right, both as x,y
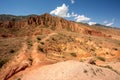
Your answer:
0,0 -> 120,27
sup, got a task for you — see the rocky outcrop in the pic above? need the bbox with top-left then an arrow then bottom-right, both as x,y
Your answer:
0,62 -> 30,80
0,20 -> 28,28
27,13 -> 83,32
0,43 -> 32,80
0,13 -> 109,37
84,29 -> 111,37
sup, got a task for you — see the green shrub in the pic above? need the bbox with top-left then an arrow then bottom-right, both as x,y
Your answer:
70,53 -> 77,57
88,59 -> 96,65
113,48 -> 118,51
90,48 -> 95,51
97,56 -> 105,61
37,36 -> 41,41
80,59 -> 84,62
117,58 -> 120,61
10,49 -> 15,53
103,65 -> 120,75
103,65 -> 112,69
27,39 -> 33,49
83,69 -> 87,73
38,45 -> 44,52
106,52 -> 109,54
17,78 -> 21,80
40,42 -> 44,45
80,42 -> 83,45
28,57 -> 33,62
0,59 -> 8,68
118,43 -> 120,45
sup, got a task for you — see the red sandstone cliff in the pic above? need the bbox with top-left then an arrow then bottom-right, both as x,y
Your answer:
0,13 -> 109,37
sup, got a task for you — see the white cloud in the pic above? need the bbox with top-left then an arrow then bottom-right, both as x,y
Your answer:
50,4 -> 69,17
66,13 -> 71,17
71,0 -> 75,4
88,22 -> 96,25
105,22 -> 114,26
50,3 -> 91,22
71,12 -> 78,17
66,12 -> 78,17
74,15 -> 90,22
104,18 -> 115,26
50,4 -> 78,18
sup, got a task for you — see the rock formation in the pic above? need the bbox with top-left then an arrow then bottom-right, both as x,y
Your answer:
0,13 -> 109,37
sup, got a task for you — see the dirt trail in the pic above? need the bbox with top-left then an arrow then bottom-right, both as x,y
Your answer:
41,33 -> 57,42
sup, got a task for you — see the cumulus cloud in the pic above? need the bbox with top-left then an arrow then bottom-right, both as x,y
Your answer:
74,15 -> 90,22
105,22 -> 114,26
104,18 -> 115,26
71,12 -> 78,17
66,12 -> 78,17
71,0 -> 75,4
50,4 -> 69,17
88,22 -> 96,25
66,13 -> 71,17
50,3 -> 90,22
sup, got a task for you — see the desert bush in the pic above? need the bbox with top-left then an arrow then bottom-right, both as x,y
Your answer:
17,78 -> 21,80
97,56 -> 105,61
38,45 -> 44,52
70,53 -> 77,57
80,59 -> 84,62
9,49 -> 15,53
90,48 -> 95,51
117,58 -> 120,61
28,57 -> 33,65
113,48 -> 118,51
0,59 -> 8,68
106,52 -> 109,54
40,42 -> 44,45
27,39 -> 33,49
103,65 -> 120,75
103,65 -> 112,69
37,36 -> 41,41
88,59 -> 96,65
80,42 -> 83,45
93,53 -> 97,56
118,43 -> 120,45
83,69 -> 88,73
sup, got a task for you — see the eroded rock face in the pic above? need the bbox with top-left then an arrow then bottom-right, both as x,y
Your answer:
0,54 -> 31,80
0,43 -> 32,80
0,13 -> 107,37
0,62 -> 30,80
0,20 -> 27,28
84,29 -> 111,37
27,13 -> 83,32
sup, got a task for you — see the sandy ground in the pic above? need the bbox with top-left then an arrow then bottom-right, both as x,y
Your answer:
15,60 -> 120,80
